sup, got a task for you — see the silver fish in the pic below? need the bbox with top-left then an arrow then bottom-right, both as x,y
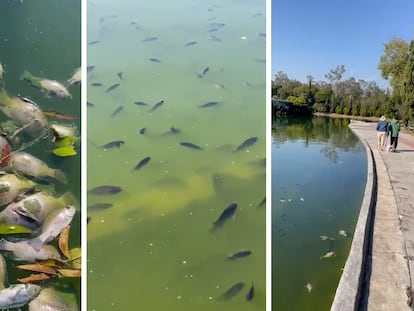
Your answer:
0,284 -> 41,309
0,239 -> 61,262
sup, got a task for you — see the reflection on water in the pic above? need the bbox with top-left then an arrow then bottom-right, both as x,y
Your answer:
0,0 -> 80,310
272,117 -> 366,311
87,0 -> 265,310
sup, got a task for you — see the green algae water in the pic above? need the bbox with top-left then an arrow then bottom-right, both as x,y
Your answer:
272,117 -> 367,310
87,0 -> 266,310
0,0 -> 81,308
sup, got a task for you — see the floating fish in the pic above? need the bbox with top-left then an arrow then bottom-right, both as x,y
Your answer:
0,284 -> 41,309
91,82 -> 102,86
338,230 -> 348,237
211,203 -> 238,231
134,101 -> 147,106
219,282 -> 245,300
198,101 -> 219,108
305,283 -> 314,293
88,203 -> 113,211
88,40 -> 100,45
148,100 -> 164,113
179,142 -> 203,150
208,22 -> 225,28
111,105 -> 124,117
134,157 -> 151,171
197,67 -> 209,78
88,185 -> 122,195
149,58 -> 161,63
142,37 -> 158,42
228,250 -> 252,260
117,72 -> 123,80
234,136 -> 258,152
138,128 -> 146,135
67,67 -> 81,85
299,197 -> 305,202
246,283 -> 254,301
184,41 -> 198,47
320,251 -> 335,259
105,83 -> 120,92
99,140 -> 124,149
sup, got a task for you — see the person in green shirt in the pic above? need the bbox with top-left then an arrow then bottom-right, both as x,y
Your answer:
388,114 -> 400,152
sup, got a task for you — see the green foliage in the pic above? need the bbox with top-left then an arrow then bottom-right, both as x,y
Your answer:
343,106 -> 350,115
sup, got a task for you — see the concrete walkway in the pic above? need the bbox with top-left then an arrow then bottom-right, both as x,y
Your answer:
349,121 -> 414,311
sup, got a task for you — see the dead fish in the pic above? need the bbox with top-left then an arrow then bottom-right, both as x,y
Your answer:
105,83 -> 120,92
338,230 -> 348,237
88,203 -> 113,211
87,66 -> 95,73
184,41 -> 198,47
246,283 -> 254,301
234,137 -> 258,152
149,58 -> 161,63
87,102 -> 95,107
142,37 -> 158,42
111,105 -> 124,117
219,282 -> 245,300
138,128 -> 146,135
228,250 -> 252,260
88,185 -> 122,195
100,140 -> 124,149
88,40 -> 100,45
211,203 -> 238,231
117,72 -> 123,80
17,95 -> 38,106
198,101 -> 219,108
320,251 -> 335,259
257,196 -> 266,208
91,82 -> 102,86
134,156 -> 151,171
180,142 -> 203,150
197,67 -> 209,78
148,100 -> 164,113
305,283 -> 314,293
134,101 -> 147,106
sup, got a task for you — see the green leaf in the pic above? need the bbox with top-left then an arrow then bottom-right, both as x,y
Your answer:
54,136 -> 78,148
52,146 -> 77,157
0,224 -> 31,234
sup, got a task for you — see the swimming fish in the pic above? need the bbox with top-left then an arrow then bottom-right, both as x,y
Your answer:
184,41 -> 197,47
111,105 -> 124,117
228,250 -> 252,260
211,203 -> 238,231
197,67 -> 209,78
117,72 -> 123,80
198,101 -> 219,108
149,58 -> 161,63
320,251 -> 335,259
134,157 -> 151,171
305,283 -> 314,293
88,40 -> 100,45
88,185 -> 122,195
218,282 -> 245,300
257,196 -> 266,208
88,203 -> 113,211
338,230 -> 348,237
246,283 -> 254,301
87,102 -> 95,107
148,100 -> 164,113
179,142 -> 203,150
234,137 -> 258,152
105,83 -> 120,92
98,140 -> 124,149
138,128 -> 146,135
142,37 -> 158,42
134,101 -> 147,106
91,82 -> 102,86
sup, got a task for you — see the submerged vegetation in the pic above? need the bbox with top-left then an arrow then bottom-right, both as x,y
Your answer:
272,38 -> 414,124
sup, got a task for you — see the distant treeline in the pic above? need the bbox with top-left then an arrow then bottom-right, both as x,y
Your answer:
272,38 -> 414,124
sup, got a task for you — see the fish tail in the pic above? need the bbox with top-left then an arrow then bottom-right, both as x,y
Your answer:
60,191 -> 78,208
20,70 -> 42,88
53,169 -> 67,184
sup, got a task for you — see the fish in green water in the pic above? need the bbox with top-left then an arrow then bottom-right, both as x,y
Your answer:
134,101 -> 147,106
246,283 -> 254,301
134,157 -> 151,171
320,251 -> 335,259
180,142 -> 203,150
0,284 -> 41,309
88,203 -> 113,211
20,71 -> 71,99
184,41 -> 197,46
234,136 -> 258,152
111,105 -> 124,117
67,67 -> 81,85
228,250 -> 252,260
211,203 -> 238,231
0,174 -> 35,207
218,282 -> 245,300
88,185 -> 122,195
148,100 -> 164,113
105,83 -> 120,92
257,196 -> 266,208
198,101 -> 219,108
99,140 -> 124,149
0,239 -> 61,262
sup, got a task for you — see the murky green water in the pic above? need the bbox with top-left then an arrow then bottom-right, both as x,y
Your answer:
272,117 -> 367,311
87,0 -> 265,310
0,0 -> 81,308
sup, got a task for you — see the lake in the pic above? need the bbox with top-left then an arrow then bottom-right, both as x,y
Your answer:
272,116 -> 367,310
0,0 -> 81,309
86,0 -> 266,310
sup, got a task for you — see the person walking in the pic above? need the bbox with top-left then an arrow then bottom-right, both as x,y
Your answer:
388,114 -> 400,152
376,115 -> 388,151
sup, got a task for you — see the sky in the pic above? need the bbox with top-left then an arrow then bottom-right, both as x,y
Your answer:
271,0 -> 414,89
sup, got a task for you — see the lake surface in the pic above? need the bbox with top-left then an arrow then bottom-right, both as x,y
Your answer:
0,0 -> 81,308
272,116 -> 367,311
86,0 -> 265,310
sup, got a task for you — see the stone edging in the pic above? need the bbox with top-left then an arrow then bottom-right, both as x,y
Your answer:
330,129 -> 377,311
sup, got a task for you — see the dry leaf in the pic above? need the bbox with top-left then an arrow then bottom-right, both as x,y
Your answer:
15,264 -> 56,275
18,273 -> 50,283
57,269 -> 81,278
58,225 -> 70,258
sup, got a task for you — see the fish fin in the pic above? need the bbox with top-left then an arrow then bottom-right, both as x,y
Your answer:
53,169 -> 67,184
28,238 -> 43,252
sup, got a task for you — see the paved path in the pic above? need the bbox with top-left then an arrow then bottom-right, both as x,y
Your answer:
349,121 -> 414,311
